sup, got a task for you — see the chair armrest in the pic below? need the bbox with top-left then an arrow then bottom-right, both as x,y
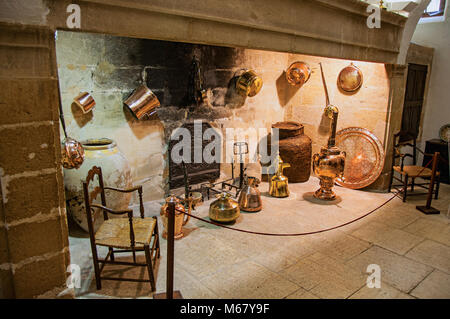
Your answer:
104,185 -> 142,193
90,204 -> 133,215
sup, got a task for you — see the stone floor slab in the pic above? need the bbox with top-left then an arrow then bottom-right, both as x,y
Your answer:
346,246 -> 433,293
405,239 -> 450,274
351,221 -> 424,255
410,270 -> 450,299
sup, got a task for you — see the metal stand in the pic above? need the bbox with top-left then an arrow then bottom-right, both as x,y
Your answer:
153,201 -> 183,299
416,152 -> 440,215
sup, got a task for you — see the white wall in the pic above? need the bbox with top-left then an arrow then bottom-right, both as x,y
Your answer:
411,7 -> 450,150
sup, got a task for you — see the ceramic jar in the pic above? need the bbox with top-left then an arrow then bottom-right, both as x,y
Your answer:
272,121 -> 312,183
63,138 -> 132,232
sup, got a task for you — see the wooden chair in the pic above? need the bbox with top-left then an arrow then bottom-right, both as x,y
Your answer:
83,166 -> 160,291
389,131 -> 440,202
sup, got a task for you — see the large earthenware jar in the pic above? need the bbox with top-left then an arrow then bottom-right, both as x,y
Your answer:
272,121 -> 312,183
63,138 -> 132,232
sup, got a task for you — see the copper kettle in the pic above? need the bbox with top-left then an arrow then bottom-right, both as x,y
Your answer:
238,176 -> 262,212
209,192 -> 240,223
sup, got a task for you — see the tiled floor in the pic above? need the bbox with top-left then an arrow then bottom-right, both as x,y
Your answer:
69,177 -> 450,299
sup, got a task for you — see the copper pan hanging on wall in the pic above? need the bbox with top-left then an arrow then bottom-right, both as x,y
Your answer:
235,69 -> 263,97
124,66 -> 161,120
285,61 -> 311,87
338,62 -> 363,92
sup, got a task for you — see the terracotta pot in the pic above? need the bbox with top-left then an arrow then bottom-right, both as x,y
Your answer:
272,121 -> 312,183
63,138 -> 132,232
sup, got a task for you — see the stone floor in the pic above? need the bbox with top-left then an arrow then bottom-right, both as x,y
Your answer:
68,177 -> 450,299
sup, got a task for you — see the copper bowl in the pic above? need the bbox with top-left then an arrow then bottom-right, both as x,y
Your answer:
286,61 -> 311,87
338,63 -> 363,92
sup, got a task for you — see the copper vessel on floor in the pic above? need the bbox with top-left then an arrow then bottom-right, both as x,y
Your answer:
238,176 -> 262,212
160,195 -> 191,239
269,156 -> 291,198
312,110 -> 346,200
209,192 -> 240,223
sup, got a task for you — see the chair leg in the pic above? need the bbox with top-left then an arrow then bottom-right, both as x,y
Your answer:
403,174 -> 408,202
154,217 -> 161,258
144,244 -> 156,292
411,178 -> 415,192
91,245 -> 102,290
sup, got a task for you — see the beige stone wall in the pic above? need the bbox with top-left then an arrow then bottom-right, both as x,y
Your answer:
0,23 -> 71,298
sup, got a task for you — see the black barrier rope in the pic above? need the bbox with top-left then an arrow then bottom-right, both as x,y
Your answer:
173,157 -> 440,237
176,190 -> 401,237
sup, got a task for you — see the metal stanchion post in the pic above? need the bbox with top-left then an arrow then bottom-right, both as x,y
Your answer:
416,152 -> 440,215
154,199 -> 183,299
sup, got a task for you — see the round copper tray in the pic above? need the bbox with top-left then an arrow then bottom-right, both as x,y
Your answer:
335,127 -> 385,189
338,63 -> 363,92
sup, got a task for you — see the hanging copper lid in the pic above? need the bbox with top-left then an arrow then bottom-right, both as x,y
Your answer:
286,61 -> 311,87
338,63 -> 363,92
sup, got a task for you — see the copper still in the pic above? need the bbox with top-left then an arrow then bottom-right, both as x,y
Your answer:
209,192 -> 240,223
269,155 -> 291,198
238,176 -> 262,212
312,110 -> 346,200
272,121 -> 312,183
160,195 -> 191,239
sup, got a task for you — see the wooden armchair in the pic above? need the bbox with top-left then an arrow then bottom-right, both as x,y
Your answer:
389,131 -> 440,202
83,166 -> 160,291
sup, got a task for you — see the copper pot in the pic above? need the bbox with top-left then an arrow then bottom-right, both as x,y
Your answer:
124,67 -> 160,120
73,92 -> 95,113
236,69 -> 263,97
286,61 -> 311,87
160,195 -> 190,240
338,63 -> 363,92
209,192 -> 240,223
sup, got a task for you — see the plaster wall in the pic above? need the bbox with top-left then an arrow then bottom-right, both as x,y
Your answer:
411,9 -> 450,148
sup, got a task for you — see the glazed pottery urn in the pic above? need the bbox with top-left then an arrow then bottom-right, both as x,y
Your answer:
63,138 -> 132,232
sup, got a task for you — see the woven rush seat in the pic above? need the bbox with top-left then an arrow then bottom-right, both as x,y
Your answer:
95,217 -> 157,249
393,165 -> 440,178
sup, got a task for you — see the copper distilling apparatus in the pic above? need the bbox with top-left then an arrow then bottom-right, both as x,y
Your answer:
238,176 -> 262,212
312,63 -> 346,200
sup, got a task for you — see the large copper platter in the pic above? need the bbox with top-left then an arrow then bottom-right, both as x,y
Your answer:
335,127 -> 385,189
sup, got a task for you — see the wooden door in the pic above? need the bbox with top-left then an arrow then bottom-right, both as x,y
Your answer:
400,63 -> 428,142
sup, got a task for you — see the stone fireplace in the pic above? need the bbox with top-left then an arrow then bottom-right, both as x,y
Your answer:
1,0 -> 419,298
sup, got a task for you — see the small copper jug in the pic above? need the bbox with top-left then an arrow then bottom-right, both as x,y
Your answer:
269,156 -> 291,198
238,176 -> 262,212
160,195 -> 190,240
